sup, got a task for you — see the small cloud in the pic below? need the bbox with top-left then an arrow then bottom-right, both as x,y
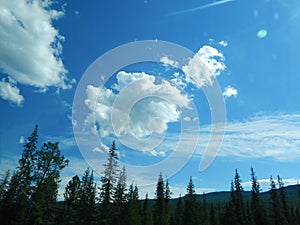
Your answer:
223,85 -> 238,98
19,136 -> 24,144
182,45 -> 226,88
219,40 -> 228,47
0,78 -> 24,106
160,56 -> 179,68
74,10 -> 79,15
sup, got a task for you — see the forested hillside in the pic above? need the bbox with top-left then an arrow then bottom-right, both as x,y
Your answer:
1,126 -> 300,225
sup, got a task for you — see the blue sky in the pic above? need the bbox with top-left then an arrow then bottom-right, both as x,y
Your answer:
1,0 -> 300,199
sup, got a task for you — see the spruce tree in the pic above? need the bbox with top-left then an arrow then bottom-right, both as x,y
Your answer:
143,193 -> 153,225
165,180 -> 172,225
183,176 -> 201,225
112,166 -> 127,225
1,126 -> 39,225
175,195 -> 183,225
269,176 -> 287,225
62,175 -> 81,225
125,184 -> 142,225
232,169 -> 246,225
77,168 -> 97,225
277,175 -> 289,224
99,141 -> 119,205
114,166 -> 127,205
99,141 -> 119,225
250,167 -> 268,225
153,173 -> 167,225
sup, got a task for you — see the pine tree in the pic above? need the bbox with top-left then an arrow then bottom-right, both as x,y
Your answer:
143,193 -> 153,225
99,141 -> 119,225
183,176 -> 201,225
124,183 -> 142,225
165,180 -> 172,225
269,176 -> 287,225
1,126 -> 68,225
250,167 -> 268,225
232,169 -> 246,225
202,193 -> 209,225
1,126 -> 39,225
175,195 -> 183,225
29,141 -> 69,225
277,175 -> 289,224
114,166 -> 127,205
153,173 -> 167,225
112,166 -> 127,225
99,141 -> 119,205
77,168 -> 97,225
62,175 -> 81,225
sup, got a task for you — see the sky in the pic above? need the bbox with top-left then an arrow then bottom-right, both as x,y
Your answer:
1,0 -> 300,200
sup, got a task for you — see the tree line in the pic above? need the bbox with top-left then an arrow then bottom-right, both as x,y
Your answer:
1,126 -> 300,225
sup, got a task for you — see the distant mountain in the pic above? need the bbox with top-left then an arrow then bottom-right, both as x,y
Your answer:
164,184 -> 300,209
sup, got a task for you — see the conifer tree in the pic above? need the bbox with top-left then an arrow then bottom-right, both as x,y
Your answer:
175,195 -> 183,225
269,176 -> 287,225
62,175 -> 81,225
202,193 -> 209,225
112,166 -> 127,225
114,166 -> 127,205
165,180 -> 172,225
278,175 -> 289,224
1,126 -> 39,225
232,169 -> 246,225
99,141 -> 119,206
99,141 -> 119,225
250,167 -> 268,225
77,168 -> 97,225
1,126 -> 68,225
183,176 -> 201,225
153,173 -> 167,225
143,193 -> 153,225
30,141 -> 69,225
125,183 -> 142,225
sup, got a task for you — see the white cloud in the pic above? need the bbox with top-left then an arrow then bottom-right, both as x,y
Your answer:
84,71 -> 191,143
219,40 -> 228,47
0,0 -> 73,105
200,113 -> 300,162
160,56 -> 179,68
148,113 -> 300,163
223,85 -> 238,98
0,78 -> 24,106
242,178 -> 299,191
182,46 -> 226,88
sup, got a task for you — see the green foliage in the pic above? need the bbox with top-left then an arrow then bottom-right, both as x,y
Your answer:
250,167 -> 268,225
153,173 -> 167,225
183,176 -> 201,225
3,129 -> 300,225
0,125 -> 68,225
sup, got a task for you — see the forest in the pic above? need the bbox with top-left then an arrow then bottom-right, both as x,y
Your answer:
1,126 -> 300,225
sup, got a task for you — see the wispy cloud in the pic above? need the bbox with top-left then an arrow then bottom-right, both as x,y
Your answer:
197,113 -> 300,162
168,0 -> 234,16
